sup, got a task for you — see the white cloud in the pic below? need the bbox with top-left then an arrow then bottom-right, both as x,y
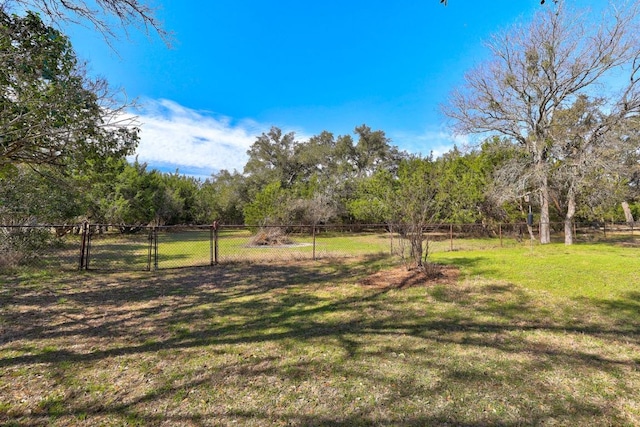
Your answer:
129,99 -> 266,175
392,128 -> 469,158
125,99 -> 474,179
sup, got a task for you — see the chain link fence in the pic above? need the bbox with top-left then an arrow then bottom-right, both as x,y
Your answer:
0,224 -> 81,270
1,222 -> 638,271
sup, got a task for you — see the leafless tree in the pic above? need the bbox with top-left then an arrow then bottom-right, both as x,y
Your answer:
445,0 -> 640,244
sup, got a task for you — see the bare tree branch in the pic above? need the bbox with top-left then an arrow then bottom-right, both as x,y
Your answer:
444,0 -> 640,244
0,0 -> 170,46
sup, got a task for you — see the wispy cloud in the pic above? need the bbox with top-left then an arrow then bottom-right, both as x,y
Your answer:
391,128 -> 468,158
126,99 -> 466,179
129,99 -> 266,176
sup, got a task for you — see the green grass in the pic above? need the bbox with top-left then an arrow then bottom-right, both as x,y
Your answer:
35,226 -> 639,271
1,240 -> 639,426
432,242 -> 640,299
82,229 -> 396,269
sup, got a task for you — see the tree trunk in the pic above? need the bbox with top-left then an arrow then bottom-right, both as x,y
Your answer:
539,176 -> 551,244
410,224 -> 424,268
622,201 -> 635,224
564,188 -> 576,245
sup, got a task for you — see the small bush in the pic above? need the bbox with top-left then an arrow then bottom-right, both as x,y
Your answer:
0,226 -> 55,267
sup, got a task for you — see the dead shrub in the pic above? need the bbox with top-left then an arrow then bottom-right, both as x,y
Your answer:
248,227 -> 293,246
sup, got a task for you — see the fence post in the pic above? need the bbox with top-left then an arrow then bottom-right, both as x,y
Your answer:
79,221 -> 89,270
499,223 -> 503,248
78,222 -> 94,270
86,225 -> 93,270
152,227 -> 159,271
312,224 -> 317,261
389,224 -> 394,255
449,224 -> 453,252
211,220 -> 219,265
147,227 -> 153,271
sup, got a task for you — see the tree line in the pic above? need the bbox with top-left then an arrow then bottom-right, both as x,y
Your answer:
2,122 -> 637,230
1,0 -> 640,256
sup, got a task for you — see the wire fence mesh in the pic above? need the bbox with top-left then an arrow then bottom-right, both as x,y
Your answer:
0,225 -> 81,270
84,228 -> 153,271
1,222 -> 638,271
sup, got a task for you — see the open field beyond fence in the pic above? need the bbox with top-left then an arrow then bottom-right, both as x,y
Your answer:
1,238 -> 639,426
2,222 -> 639,271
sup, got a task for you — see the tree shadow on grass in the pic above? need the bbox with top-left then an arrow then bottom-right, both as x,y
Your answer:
0,255 -> 390,348
1,255 -> 639,426
430,255 -> 502,280
583,291 -> 640,335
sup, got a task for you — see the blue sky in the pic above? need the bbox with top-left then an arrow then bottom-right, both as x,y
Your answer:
61,0 -> 592,179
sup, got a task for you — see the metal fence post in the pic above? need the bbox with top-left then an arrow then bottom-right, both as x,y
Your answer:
210,224 -> 214,266
153,227 -> 159,270
389,224 -> 394,255
312,224 -> 316,261
79,221 -> 89,270
86,225 -> 93,270
147,227 -> 153,271
211,220 -> 219,265
449,224 -> 453,252
215,227 -> 219,265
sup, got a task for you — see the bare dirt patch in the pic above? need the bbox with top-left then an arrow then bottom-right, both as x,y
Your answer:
359,263 -> 459,290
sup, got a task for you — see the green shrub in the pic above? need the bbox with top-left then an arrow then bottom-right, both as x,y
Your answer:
0,226 -> 57,267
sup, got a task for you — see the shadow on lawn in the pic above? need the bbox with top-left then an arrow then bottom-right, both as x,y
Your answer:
584,291 -> 640,335
0,255 -> 389,359
432,255 -> 503,279
1,255 -> 639,426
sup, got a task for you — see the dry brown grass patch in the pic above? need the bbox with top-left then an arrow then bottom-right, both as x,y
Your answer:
359,263 -> 459,290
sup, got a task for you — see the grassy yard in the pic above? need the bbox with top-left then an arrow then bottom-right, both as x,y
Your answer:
1,241 -> 639,426
82,229 -> 398,270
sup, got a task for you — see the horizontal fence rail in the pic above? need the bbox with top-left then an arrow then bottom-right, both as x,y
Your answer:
1,222 -> 638,271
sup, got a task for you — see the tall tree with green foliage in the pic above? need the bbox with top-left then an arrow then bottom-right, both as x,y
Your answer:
0,165 -> 83,224
244,127 -> 302,191
102,161 -> 170,229
0,9 -> 139,174
348,169 -> 395,224
433,147 -> 489,224
243,181 -> 289,227
196,170 -> 246,224
243,126 -> 405,225
350,125 -> 403,178
160,171 -> 201,225
349,155 -> 440,268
